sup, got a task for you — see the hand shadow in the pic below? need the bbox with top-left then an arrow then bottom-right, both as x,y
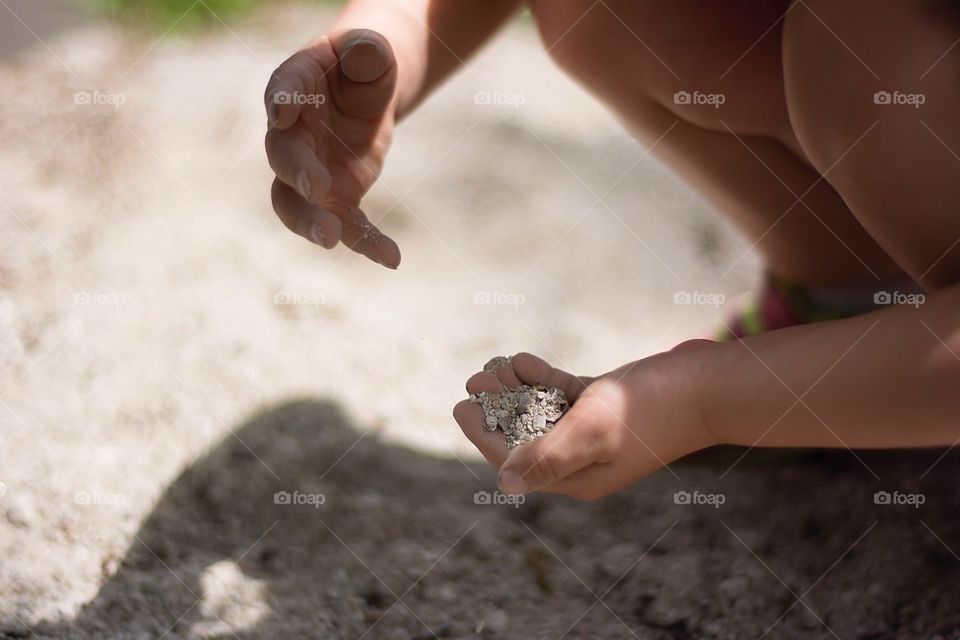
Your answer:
32,399 -> 960,640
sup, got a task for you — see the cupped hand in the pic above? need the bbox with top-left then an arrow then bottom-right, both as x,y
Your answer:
453,345 -> 716,500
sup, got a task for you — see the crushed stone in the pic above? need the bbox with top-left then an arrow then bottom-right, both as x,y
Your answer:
470,384 -> 569,449
482,356 -> 513,374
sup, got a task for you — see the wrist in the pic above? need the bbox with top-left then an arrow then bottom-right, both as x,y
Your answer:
670,339 -> 732,449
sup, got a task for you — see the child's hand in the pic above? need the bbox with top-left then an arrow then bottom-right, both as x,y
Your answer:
453,346 -> 716,500
264,29 -> 401,268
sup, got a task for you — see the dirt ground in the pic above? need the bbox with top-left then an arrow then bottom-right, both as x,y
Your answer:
2,2 -> 960,639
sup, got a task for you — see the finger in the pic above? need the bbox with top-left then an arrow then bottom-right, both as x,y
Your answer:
538,441 -> 665,500
271,178 -> 342,248
495,364 -> 523,389
536,463 -> 624,501
265,50 -> 323,131
454,400 -> 509,468
511,352 -> 589,402
497,405 -> 606,495
466,372 -> 505,395
671,338 -> 715,351
265,124 -> 333,203
330,29 -> 398,119
327,203 -> 401,269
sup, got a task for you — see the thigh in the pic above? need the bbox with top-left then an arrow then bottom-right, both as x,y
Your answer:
530,0 -> 909,285
529,0 -> 797,142
783,0 -> 960,288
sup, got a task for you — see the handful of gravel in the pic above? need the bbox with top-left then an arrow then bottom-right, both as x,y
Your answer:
470,385 -> 570,449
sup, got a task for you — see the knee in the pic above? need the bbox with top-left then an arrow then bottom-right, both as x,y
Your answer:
782,0 -> 957,179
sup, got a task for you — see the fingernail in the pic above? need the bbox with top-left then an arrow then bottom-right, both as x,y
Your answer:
345,38 -> 382,56
308,222 -> 326,247
371,256 -> 397,270
498,469 -> 528,496
341,39 -> 388,83
296,171 -> 312,201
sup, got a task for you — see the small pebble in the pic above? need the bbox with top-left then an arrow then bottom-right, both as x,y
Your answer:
483,356 -> 513,374
470,378 -> 570,449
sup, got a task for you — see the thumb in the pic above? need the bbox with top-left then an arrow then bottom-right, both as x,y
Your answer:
497,403 -> 601,495
330,29 -> 398,119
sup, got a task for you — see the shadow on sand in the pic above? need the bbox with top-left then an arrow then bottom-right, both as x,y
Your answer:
36,398 -> 960,639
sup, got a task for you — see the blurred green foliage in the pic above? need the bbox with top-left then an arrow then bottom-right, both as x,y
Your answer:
81,0 -> 528,31
84,0 -> 339,29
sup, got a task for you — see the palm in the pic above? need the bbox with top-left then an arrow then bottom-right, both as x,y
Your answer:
301,64 -> 392,209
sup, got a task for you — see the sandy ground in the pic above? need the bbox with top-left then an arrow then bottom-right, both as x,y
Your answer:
2,2 -> 960,639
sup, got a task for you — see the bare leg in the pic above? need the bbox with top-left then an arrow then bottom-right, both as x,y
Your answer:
530,0 -> 908,286
636,106 -> 905,287
783,0 -> 960,291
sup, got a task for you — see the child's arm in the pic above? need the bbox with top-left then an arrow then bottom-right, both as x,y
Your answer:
330,0 -> 522,119
264,0 -> 520,267
455,286 -> 960,499
698,284 -> 960,450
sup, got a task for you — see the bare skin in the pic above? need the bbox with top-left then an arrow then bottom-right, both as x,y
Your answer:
265,0 -> 960,499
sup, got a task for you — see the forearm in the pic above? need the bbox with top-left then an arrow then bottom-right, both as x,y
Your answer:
330,0 -> 522,118
695,285 -> 960,449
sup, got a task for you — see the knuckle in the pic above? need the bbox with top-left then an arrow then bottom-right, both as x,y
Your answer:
586,376 -> 621,399
530,452 -> 565,486
582,419 -> 616,455
264,129 -> 282,160
269,183 -> 298,227
266,66 -> 294,97
269,179 -> 284,207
